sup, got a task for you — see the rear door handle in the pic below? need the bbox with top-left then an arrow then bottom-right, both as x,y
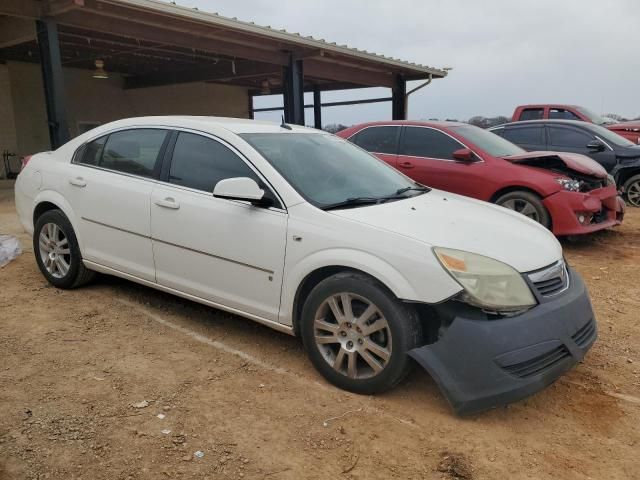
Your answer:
69,177 -> 87,187
398,161 -> 414,169
154,197 -> 180,210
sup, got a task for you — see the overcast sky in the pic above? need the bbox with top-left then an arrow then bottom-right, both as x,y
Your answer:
175,0 -> 639,126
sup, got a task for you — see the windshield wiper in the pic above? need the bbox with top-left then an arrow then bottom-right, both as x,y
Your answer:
395,185 -> 431,195
321,197 -> 382,211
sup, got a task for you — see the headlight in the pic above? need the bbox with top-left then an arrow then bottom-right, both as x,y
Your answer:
555,177 -> 582,192
434,247 -> 537,313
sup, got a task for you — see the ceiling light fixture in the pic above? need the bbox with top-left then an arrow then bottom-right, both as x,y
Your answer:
92,59 -> 109,79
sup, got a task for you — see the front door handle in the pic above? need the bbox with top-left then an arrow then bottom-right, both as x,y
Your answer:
154,197 -> 180,210
69,177 -> 87,187
398,161 -> 414,169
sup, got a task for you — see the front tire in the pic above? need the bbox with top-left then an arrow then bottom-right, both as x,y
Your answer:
623,174 -> 640,207
300,272 -> 422,394
33,210 -> 95,289
495,190 -> 551,229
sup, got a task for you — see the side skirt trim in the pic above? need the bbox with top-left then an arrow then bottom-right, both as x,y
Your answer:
83,260 -> 295,336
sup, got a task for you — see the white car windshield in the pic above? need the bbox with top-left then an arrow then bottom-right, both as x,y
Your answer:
241,133 -> 425,209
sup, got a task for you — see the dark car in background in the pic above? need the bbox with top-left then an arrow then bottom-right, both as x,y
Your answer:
490,120 -> 640,207
511,104 -> 640,144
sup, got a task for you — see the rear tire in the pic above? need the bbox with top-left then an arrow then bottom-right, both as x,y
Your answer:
300,271 -> 422,394
495,190 -> 551,229
33,209 -> 95,289
623,174 -> 640,207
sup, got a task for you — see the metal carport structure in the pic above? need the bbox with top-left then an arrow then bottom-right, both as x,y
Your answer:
0,0 -> 447,150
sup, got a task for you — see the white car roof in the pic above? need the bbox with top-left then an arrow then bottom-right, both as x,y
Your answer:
94,116 -> 320,135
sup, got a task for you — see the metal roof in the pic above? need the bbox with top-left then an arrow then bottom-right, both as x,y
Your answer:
113,0 -> 447,78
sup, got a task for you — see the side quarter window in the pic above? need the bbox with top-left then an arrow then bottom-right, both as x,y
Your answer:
400,127 -> 464,160
352,126 -> 399,154
76,135 -> 107,166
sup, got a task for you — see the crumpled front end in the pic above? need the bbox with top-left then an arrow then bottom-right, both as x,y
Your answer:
544,184 -> 624,236
409,267 -> 596,415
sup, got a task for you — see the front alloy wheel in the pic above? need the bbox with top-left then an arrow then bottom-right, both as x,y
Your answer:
624,175 -> 640,207
300,272 -> 422,394
314,293 -> 392,379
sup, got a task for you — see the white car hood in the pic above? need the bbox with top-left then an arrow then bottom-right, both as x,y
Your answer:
331,189 -> 562,273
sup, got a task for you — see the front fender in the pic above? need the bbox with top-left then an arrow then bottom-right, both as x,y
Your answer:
279,248 -> 445,326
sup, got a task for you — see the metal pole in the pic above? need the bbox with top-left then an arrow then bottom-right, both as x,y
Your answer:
36,18 -> 70,149
313,86 -> 322,130
282,55 -> 305,125
392,74 -> 407,120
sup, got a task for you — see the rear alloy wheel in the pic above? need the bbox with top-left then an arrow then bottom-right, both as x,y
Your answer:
623,174 -> 640,207
495,190 -> 551,229
300,272 -> 422,394
33,209 -> 95,289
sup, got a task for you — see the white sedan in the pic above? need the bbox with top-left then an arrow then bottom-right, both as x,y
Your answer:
15,116 -> 597,414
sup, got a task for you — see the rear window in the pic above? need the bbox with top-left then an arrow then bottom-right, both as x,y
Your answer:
519,108 -> 544,121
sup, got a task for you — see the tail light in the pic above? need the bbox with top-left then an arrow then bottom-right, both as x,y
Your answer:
21,155 -> 33,171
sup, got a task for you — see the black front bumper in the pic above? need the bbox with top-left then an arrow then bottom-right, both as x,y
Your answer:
409,267 -> 596,415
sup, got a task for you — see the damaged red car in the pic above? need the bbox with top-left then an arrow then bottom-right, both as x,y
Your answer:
338,121 -> 625,236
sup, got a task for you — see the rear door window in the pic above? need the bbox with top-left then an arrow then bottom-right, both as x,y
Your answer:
352,126 -> 400,154
519,108 -> 544,121
502,126 -> 545,146
100,129 -> 168,177
400,127 -> 464,159
549,108 -> 581,121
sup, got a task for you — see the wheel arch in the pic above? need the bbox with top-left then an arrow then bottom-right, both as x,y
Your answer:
616,166 -> 640,188
489,185 -> 546,203
281,250 -> 423,336
32,190 -> 84,249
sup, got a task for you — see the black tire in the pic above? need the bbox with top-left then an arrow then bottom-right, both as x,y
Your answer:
33,209 -> 95,289
300,271 -> 422,394
623,174 -> 640,207
495,190 -> 551,229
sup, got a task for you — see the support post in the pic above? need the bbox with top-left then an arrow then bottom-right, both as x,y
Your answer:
248,93 -> 254,120
313,86 -> 322,130
36,18 -> 69,148
283,56 -> 304,125
391,74 -> 407,120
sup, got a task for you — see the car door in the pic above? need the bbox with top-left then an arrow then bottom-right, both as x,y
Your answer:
546,125 -> 618,172
396,126 -> 485,198
349,125 -> 400,167
150,130 -> 287,322
501,124 -> 547,151
64,128 -> 169,281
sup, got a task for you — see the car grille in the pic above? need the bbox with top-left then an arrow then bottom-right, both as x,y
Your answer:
501,345 -> 571,379
571,318 -> 596,347
527,260 -> 569,297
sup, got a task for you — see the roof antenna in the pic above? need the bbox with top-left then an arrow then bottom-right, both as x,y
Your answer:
280,115 -> 292,130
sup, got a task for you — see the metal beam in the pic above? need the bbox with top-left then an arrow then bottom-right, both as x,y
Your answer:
55,9 -> 290,66
0,0 -> 42,18
0,17 -> 36,48
304,58 -> 394,88
313,86 -> 322,130
282,56 -> 304,125
392,74 -> 407,120
36,18 -> 70,149
252,96 -> 392,113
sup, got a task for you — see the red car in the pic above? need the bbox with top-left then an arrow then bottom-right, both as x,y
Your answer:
337,121 -> 625,236
512,104 -> 640,144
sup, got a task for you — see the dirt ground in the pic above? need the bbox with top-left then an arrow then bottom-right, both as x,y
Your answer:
0,186 -> 638,480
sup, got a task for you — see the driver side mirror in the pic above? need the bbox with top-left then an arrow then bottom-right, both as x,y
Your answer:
586,140 -> 606,152
452,148 -> 479,162
213,177 -> 273,207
